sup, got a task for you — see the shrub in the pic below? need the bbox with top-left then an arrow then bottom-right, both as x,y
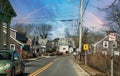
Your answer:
87,53 -> 120,76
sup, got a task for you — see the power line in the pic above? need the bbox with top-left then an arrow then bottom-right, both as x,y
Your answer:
82,0 -> 89,17
11,18 -> 80,23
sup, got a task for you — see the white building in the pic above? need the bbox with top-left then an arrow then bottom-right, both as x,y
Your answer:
58,38 -> 75,54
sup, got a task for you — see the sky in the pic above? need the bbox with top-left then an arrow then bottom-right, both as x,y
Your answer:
9,0 -> 114,39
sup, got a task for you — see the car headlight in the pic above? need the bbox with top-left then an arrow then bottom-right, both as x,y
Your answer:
4,63 -> 10,69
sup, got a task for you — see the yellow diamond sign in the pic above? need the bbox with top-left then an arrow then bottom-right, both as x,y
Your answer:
83,44 -> 88,51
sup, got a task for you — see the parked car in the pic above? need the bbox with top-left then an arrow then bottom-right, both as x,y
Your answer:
72,52 -> 78,56
0,50 -> 25,76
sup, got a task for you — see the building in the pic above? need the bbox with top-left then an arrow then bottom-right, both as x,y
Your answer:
58,38 -> 75,54
46,38 -> 59,53
93,32 -> 120,55
39,38 -> 47,53
3,26 -> 24,52
0,0 -> 17,50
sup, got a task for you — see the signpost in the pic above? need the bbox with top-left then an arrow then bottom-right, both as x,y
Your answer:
108,32 -> 116,76
83,44 -> 88,65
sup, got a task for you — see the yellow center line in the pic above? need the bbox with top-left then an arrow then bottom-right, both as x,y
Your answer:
29,58 -> 59,76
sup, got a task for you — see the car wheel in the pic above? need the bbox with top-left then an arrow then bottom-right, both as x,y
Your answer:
11,68 -> 15,76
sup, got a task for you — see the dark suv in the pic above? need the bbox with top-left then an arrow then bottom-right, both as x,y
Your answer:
0,50 -> 25,76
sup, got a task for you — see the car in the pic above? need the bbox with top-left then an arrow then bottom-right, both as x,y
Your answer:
0,50 -> 25,76
72,52 -> 78,56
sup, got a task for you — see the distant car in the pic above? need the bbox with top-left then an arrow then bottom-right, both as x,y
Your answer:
0,50 -> 25,76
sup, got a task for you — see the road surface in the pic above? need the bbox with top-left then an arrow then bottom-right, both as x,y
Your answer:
23,56 -> 89,76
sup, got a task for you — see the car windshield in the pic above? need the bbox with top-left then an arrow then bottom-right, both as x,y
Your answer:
0,52 -> 12,60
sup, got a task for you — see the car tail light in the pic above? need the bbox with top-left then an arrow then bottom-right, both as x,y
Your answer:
4,70 -> 11,72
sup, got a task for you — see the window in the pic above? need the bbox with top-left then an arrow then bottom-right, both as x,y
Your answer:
63,48 -> 66,50
10,44 -> 15,50
13,51 -> 20,61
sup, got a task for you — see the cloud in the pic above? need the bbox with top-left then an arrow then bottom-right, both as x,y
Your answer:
51,21 -> 66,39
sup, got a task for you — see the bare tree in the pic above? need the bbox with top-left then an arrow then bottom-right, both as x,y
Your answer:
101,0 -> 120,34
13,23 -> 34,37
34,24 -> 52,39
13,23 -> 24,32
23,24 -> 35,36
64,20 -> 79,48
64,28 -> 72,38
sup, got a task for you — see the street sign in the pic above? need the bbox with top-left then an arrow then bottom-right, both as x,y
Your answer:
103,41 -> 109,48
108,33 -> 116,41
83,44 -> 88,51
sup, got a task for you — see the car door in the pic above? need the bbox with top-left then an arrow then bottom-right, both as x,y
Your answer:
13,51 -> 21,74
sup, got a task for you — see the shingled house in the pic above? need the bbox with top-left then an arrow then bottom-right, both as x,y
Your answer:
0,0 -> 17,50
3,26 -> 24,52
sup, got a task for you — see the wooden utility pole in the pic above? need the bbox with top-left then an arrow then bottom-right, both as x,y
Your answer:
79,0 -> 83,52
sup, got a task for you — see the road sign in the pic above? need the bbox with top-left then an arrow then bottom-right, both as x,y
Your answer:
83,44 -> 88,51
103,41 -> 109,48
108,33 -> 116,41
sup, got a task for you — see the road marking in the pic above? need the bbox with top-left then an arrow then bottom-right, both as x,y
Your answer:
29,58 -> 58,76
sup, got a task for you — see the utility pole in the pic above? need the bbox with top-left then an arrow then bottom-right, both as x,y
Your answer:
79,0 -> 83,52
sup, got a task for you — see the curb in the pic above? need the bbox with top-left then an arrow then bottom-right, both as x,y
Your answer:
74,59 -> 103,76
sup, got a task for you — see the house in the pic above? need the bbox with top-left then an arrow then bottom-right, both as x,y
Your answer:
39,38 -> 47,53
46,38 -> 59,53
31,36 -> 40,56
3,26 -> 24,53
93,31 -> 120,55
0,0 -> 17,50
58,38 -> 75,54
16,31 -> 32,52
3,26 -> 34,58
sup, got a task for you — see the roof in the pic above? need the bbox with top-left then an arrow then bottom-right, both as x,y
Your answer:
0,0 -> 17,17
3,31 -> 24,46
16,32 -> 28,43
93,36 -> 108,47
6,0 -> 17,17
3,26 -> 17,32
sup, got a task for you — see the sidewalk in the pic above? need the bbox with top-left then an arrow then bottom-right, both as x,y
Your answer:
74,59 -> 103,76
72,59 -> 90,76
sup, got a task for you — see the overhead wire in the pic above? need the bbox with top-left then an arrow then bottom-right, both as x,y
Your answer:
11,0 -> 105,23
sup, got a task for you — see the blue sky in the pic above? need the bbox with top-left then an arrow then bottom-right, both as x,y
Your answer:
9,0 -> 113,39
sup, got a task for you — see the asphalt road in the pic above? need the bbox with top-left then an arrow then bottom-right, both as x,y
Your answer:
19,56 -> 89,76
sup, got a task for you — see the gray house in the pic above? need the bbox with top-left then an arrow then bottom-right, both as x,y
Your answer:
3,26 -> 24,52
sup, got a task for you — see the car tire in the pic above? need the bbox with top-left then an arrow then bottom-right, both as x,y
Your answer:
11,68 -> 15,76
